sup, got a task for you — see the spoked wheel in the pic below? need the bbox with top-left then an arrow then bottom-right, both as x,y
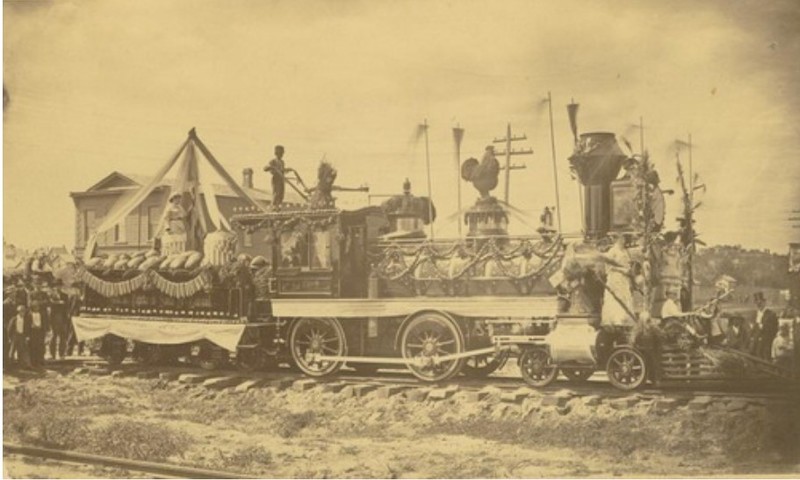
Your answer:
606,347 -> 647,390
290,317 -> 347,377
462,350 -> 509,377
519,348 -> 558,387
561,367 -> 595,382
401,312 -> 465,382
101,335 -> 127,367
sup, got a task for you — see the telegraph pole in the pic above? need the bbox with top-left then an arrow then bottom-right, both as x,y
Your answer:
422,119 -> 434,240
687,133 -> 694,308
493,123 -> 533,204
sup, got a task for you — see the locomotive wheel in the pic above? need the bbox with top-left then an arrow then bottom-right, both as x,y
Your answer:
290,317 -> 347,377
606,347 -> 647,390
401,313 -> 465,382
561,367 -> 595,382
519,348 -> 558,387
462,351 -> 508,377
101,335 -> 127,367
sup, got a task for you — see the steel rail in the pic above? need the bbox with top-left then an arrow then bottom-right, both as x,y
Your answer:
3,443 -> 254,479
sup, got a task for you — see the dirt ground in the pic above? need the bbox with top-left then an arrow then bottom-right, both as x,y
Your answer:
3,369 -> 800,478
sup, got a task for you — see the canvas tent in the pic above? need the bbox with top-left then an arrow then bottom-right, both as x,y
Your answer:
83,129 -> 268,262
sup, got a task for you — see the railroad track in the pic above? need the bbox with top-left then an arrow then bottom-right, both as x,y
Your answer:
27,356 -> 799,403
3,443 -> 252,479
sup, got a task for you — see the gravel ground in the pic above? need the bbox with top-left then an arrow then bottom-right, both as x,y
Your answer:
3,369 -> 799,478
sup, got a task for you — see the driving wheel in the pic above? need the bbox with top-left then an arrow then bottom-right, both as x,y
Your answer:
290,317 -> 347,377
401,312 -> 465,382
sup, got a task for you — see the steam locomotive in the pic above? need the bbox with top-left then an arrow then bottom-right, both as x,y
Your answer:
78,129 -> 758,391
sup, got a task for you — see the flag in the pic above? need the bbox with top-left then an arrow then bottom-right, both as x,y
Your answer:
567,102 -> 579,142
452,126 -> 464,148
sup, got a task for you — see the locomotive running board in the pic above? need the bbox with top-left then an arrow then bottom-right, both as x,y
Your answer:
311,346 -> 502,366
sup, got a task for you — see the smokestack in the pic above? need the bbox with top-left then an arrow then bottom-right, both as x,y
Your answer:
242,168 -> 254,189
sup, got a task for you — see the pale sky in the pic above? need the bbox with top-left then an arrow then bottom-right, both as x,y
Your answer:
3,0 -> 799,252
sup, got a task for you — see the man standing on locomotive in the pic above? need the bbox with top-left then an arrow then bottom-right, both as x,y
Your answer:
265,145 -> 287,207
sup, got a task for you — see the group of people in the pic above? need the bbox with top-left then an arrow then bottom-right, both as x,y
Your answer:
3,275 -> 83,370
662,289 -> 795,367
599,233 -> 796,372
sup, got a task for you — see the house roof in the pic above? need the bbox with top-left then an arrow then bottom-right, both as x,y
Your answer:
74,170 -> 300,203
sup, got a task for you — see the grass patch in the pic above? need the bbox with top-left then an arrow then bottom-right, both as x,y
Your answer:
273,410 -> 317,438
206,445 -> 273,474
87,419 -> 191,461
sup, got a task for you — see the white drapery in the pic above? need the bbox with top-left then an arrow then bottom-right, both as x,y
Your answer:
72,316 -> 247,352
83,131 -> 268,262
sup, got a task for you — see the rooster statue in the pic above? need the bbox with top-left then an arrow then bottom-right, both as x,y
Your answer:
461,146 -> 500,199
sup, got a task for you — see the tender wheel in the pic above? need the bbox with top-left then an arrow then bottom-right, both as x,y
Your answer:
401,312 -> 465,382
101,335 -> 127,367
561,367 -> 594,382
606,347 -> 647,390
462,351 -> 508,377
519,348 -> 558,387
290,317 -> 347,377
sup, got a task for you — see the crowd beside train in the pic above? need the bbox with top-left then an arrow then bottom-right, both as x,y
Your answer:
3,274 -> 84,370
1,272 -> 797,376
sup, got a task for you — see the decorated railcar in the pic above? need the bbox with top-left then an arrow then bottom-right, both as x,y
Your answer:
73,127 -> 796,389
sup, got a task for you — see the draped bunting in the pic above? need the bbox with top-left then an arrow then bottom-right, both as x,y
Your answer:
148,269 -> 212,299
73,316 -> 246,351
79,267 -> 213,299
79,268 -> 150,297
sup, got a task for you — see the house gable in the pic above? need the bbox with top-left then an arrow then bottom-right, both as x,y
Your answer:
85,172 -> 142,192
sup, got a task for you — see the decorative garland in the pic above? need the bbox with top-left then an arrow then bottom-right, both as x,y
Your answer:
148,269 -> 212,299
79,267 -> 214,299
79,268 -> 150,298
370,237 -> 565,285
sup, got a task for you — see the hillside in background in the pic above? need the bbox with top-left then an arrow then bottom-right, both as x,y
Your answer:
695,245 -> 791,289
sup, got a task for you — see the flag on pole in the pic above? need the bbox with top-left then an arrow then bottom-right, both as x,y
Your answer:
567,101 -> 580,143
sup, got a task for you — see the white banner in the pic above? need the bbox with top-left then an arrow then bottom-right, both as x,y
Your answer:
72,316 -> 247,351
271,296 -> 558,319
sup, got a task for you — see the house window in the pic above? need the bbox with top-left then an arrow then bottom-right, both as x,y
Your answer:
147,206 -> 161,240
114,222 -> 126,244
83,210 -> 96,246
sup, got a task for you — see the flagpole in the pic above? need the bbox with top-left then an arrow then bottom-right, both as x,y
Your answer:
453,125 -> 464,238
639,116 -> 645,154
423,119 -> 434,240
547,91 -> 562,233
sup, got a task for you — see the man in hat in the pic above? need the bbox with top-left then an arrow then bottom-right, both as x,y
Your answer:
48,280 -> 70,360
264,145 -> 286,207
8,304 -> 32,369
28,300 -> 49,368
754,292 -> 778,360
